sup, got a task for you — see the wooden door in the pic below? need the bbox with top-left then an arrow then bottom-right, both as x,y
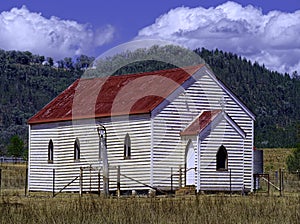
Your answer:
186,142 -> 195,186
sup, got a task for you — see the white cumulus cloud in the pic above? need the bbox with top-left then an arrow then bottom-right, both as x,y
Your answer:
0,6 -> 115,59
137,1 -> 300,75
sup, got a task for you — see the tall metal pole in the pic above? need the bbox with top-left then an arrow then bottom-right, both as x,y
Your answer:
98,124 -> 109,197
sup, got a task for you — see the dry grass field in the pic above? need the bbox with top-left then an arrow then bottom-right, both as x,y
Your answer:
0,163 -> 27,191
0,194 -> 299,223
263,148 -> 293,172
0,148 -> 299,223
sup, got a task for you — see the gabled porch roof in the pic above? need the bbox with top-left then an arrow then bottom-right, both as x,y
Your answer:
180,110 -> 246,140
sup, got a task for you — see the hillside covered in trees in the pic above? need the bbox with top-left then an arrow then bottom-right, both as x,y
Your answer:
0,50 -> 94,154
0,46 -> 299,155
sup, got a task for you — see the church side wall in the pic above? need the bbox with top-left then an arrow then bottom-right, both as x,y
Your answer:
29,114 -> 152,193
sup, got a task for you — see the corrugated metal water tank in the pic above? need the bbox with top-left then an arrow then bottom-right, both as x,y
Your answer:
253,149 -> 263,174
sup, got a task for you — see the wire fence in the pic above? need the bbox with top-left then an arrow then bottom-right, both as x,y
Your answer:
0,162 -> 299,197
0,156 -> 25,164
255,170 -> 300,195
272,170 -> 300,193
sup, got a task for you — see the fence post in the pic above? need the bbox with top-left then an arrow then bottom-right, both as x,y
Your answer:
267,174 -> 270,195
117,166 -> 120,198
229,169 -> 232,195
279,168 -> 282,197
281,169 -> 284,196
98,169 -> 101,196
170,167 -> 173,193
89,165 -> 92,193
25,168 -> 28,196
79,167 -> 83,196
253,174 -> 256,192
0,168 -> 2,195
52,169 -> 55,197
179,165 -> 182,188
275,170 -> 278,185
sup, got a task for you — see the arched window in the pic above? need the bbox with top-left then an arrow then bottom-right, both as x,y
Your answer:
48,139 -> 53,163
74,138 -> 80,160
124,133 -> 131,159
216,145 -> 228,171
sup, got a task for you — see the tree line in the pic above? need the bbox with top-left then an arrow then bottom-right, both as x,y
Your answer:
0,50 -> 92,155
0,46 -> 299,158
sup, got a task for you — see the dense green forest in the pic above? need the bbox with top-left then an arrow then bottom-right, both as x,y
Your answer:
0,46 -> 299,155
0,50 -> 93,154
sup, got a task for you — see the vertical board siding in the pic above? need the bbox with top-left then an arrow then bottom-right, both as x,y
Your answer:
29,115 -> 152,192
152,69 -> 253,191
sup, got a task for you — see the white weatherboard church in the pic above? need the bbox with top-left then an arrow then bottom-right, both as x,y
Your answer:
27,64 -> 255,194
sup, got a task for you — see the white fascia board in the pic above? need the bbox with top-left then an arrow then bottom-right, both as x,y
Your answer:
223,113 -> 246,139
199,112 -> 246,141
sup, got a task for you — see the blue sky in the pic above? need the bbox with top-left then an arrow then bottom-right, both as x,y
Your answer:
0,0 -> 299,74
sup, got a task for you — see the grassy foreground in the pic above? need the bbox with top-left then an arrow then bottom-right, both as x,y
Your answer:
0,149 -> 299,223
0,194 -> 299,224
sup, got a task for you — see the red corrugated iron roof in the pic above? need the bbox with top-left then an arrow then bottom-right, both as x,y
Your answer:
28,65 -> 204,124
180,110 -> 222,136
